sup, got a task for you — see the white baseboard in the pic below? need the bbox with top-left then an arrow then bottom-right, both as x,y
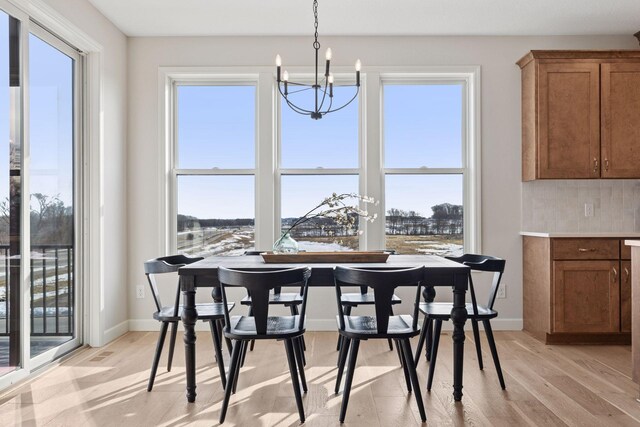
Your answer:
128,318 -> 523,332
103,320 -> 129,345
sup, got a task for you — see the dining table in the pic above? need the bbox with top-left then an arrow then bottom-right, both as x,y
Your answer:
178,254 -> 470,403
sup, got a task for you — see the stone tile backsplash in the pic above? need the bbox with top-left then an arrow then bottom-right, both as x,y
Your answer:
522,180 -> 640,232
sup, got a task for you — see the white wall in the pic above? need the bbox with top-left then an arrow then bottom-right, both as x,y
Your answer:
126,35 -> 638,330
42,0 -> 129,342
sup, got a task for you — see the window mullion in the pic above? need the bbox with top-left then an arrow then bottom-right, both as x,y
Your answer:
255,71 -> 275,250
364,71 -> 384,250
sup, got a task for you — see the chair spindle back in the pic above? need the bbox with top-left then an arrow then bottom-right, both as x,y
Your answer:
143,254 -> 204,315
334,266 -> 425,334
217,266 -> 311,335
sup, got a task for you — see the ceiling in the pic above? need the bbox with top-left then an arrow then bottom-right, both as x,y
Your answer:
86,0 -> 640,38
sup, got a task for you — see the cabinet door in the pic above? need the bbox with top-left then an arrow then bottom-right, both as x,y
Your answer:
553,260 -> 620,333
538,63 -> 600,179
622,260 -> 632,332
601,63 -> 640,178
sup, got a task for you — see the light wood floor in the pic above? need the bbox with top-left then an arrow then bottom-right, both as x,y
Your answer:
0,330 -> 639,426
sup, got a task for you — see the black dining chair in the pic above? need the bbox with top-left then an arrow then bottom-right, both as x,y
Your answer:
413,254 -> 507,391
335,250 -> 401,357
333,265 -> 427,423
217,266 -> 311,424
143,254 -> 235,391
241,251 -> 307,362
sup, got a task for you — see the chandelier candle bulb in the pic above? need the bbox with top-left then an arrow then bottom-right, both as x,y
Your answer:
325,48 -> 332,76
283,70 -> 289,95
275,54 -> 282,81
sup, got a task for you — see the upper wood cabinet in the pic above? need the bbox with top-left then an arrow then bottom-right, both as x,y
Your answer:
601,63 -> 640,178
518,50 -> 640,181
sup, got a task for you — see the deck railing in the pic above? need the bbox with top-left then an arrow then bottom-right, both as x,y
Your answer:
0,244 -> 73,337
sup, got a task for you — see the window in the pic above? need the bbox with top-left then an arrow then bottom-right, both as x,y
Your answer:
279,83 -> 360,251
383,83 -> 466,256
174,84 -> 256,257
166,68 -> 479,256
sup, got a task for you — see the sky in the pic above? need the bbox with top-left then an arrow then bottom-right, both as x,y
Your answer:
177,83 -> 463,220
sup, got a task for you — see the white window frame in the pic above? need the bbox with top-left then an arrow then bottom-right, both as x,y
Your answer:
373,70 -> 481,254
166,77 -> 259,253
161,66 -> 481,255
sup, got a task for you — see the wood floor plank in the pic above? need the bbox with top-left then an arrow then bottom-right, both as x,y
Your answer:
0,331 -> 639,426
508,400 -> 569,427
542,375 -> 625,416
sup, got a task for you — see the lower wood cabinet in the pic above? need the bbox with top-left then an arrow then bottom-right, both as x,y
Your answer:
523,236 -> 632,344
553,260 -> 619,333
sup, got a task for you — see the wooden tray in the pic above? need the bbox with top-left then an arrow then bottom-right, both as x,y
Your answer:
261,251 -> 390,264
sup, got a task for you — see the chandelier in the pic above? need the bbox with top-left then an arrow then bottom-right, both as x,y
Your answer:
275,0 -> 361,120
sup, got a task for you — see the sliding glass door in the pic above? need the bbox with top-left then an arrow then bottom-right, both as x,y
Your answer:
0,1 -> 82,381
28,27 -> 80,362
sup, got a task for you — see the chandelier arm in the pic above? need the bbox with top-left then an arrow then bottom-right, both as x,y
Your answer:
286,107 -> 313,117
321,93 -> 333,114
277,83 -> 315,114
286,86 -> 315,95
323,87 -> 359,114
317,79 -> 329,111
284,96 -> 315,115
286,81 -> 314,87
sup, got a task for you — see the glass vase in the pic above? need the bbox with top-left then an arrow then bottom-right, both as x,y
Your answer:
273,232 -> 299,254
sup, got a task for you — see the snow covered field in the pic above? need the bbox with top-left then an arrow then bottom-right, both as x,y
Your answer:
178,226 -> 463,257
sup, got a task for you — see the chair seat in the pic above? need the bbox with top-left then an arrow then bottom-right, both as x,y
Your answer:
340,293 -> 402,306
154,302 -> 235,322
224,314 -> 305,340
240,293 -> 303,306
419,302 -> 497,319
336,314 -> 419,339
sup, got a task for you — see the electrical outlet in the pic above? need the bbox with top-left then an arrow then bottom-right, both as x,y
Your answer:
584,203 -> 594,217
496,285 -> 506,299
136,285 -> 145,299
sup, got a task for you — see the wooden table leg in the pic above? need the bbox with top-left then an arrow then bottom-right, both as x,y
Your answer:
450,271 -> 468,401
181,275 -> 198,402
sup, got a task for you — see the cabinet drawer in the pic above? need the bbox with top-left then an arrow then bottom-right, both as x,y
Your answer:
552,238 -> 619,260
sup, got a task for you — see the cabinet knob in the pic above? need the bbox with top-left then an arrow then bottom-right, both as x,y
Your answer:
612,266 -> 618,282
624,267 -> 630,283
593,157 -> 599,173
578,248 -> 596,252
604,158 -> 609,172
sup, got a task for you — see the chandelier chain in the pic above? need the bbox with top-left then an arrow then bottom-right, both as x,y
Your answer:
313,0 -> 320,50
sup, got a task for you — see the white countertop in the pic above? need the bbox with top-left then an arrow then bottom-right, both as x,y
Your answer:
521,231 -> 640,238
